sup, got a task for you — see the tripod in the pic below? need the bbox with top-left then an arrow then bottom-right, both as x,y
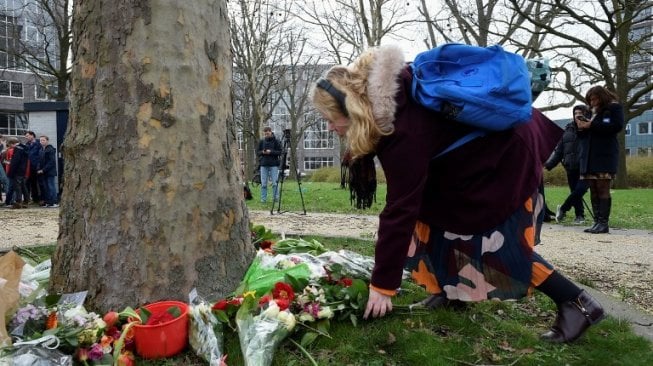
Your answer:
271,129 -> 307,215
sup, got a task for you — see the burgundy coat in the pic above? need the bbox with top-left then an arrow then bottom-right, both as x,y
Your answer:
371,68 -> 563,292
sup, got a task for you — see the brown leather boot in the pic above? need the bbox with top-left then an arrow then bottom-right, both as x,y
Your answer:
541,290 -> 605,343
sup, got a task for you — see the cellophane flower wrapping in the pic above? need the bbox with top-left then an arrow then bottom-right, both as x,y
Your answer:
188,290 -> 224,366
235,298 -> 293,366
236,250 -> 313,296
0,345 -> 72,366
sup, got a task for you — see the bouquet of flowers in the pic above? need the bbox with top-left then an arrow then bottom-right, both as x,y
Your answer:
235,282 -> 297,366
4,292 -> 125,365
188,289 -> 227,366
205,236 -> 369,365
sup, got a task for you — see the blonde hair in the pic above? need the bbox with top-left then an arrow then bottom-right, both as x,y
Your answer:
311,49 -> 395,158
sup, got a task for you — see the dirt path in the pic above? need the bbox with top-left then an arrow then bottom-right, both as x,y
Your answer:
2,207 -> 652,315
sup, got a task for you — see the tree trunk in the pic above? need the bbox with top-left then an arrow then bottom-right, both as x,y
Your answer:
614,130 -> 628,188
50,0 -> 254,313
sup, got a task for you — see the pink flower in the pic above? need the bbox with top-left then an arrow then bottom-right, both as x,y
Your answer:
88,343 -> 104,361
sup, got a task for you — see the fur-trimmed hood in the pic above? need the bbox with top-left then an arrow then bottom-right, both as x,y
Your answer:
364,45 -> 406,127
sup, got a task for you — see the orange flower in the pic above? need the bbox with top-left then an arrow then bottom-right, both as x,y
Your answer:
117,350 -> 136,366
100,335 -> 114,349
121,323 -> 135,341
45,311 -> 58,329
272,282 -> 294,302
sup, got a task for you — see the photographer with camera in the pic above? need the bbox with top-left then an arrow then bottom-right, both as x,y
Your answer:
544,105 -> 590,224
256,127 -> 282,203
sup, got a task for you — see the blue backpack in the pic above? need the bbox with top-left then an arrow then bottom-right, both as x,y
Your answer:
411,43 -> 533,131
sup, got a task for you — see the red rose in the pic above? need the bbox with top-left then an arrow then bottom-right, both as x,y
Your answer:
339,278 -> 353,287
272,282 -> 295,302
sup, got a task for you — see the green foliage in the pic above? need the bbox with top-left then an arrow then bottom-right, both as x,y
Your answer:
307,167 -> 341,183
627,156 -> 653,187
309,166 -> 387,184
273,238 -> 327,255
543,156 -> 653,188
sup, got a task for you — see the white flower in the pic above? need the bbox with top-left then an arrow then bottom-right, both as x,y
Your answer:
261,301 -> 280,319
298,313 -> 315,322
317,306 -> 334,319
63,305 -> 87,320
276,310 -> 296,331
93,317 -> 107,330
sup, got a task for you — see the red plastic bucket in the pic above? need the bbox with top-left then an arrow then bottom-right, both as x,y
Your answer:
133,300 -> 189,359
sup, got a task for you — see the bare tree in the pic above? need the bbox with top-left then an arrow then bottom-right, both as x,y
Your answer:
230,0 -> 289,180
294,0 -> 415,64
274,32 -> 328,179
50,0 -> 253,312
414,0 -> 562,52
507,0 -> 653,187
1,0 -> 71,100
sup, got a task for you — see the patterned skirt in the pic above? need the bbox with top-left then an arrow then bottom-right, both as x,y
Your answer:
405,191 -> 554,301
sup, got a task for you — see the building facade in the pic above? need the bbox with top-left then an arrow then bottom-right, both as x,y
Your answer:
0,0 -> 58,138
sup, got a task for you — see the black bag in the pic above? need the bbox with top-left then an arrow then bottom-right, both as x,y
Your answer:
243,183 -> 253,200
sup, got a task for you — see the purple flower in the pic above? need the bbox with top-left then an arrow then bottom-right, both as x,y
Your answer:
88,343 -> 105,361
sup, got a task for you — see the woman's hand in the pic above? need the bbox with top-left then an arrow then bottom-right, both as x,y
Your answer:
364,288 -> 393,319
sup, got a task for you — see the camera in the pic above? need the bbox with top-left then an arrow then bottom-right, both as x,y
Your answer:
578,116 -> 589,122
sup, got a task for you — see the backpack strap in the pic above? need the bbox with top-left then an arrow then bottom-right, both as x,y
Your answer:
433,130 -> 486,159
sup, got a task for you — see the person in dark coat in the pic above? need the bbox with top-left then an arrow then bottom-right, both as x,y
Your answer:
310,45 -> 604,343
576,86 -> 624,234
36,135 -> 58,208
256,127 -> 282,202
545,105 -> 590,224
7,138 -> 29,209
25,131 -> 42,204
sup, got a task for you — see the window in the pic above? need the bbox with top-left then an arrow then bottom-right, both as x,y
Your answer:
625,123 -> 631,136
303,156 -> 334,171
0,80 -> 22,97
35,83 -> 58,100
0,112 -> 28,136
637,122 -> 652,135
0,14 -> 24,71
303,121 -> 334,149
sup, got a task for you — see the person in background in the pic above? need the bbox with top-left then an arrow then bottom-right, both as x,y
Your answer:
2,138 -> 15,207
545,105 -> 590,224
7,137 -> 29,209
576,86 -> 624,234
256,126 -> 282,203
25,131 -> 42,205
37,135 -> 59,208
311,45 -> 604,343
0,134 -> 8,202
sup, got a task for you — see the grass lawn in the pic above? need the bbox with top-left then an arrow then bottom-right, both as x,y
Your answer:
246,182 -> 653,231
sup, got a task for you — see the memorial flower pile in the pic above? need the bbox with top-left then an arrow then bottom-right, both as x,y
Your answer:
1,232 -> 380,365
203,237 -> 370,365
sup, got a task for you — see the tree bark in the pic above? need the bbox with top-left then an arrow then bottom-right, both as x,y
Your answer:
50,0 -> 254,313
